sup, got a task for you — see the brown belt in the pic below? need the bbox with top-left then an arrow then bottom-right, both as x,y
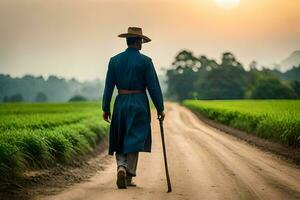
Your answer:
118,89 -> 145,94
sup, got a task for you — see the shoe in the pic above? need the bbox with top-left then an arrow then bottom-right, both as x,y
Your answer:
116,166 -> 127,189
126,175 -> 137,187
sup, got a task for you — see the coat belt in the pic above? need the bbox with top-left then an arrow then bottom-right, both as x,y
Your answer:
118,89 -> 145,94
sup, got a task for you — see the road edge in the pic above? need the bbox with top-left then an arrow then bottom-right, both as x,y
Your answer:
188,109 -> 300,165
0,136 -> 110,200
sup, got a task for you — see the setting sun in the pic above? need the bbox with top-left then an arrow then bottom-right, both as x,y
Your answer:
215,0 -> 240,8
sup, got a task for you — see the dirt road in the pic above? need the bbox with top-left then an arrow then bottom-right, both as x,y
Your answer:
41,103 -> 300,200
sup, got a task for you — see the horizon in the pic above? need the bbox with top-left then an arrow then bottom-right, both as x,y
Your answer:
1,0 -> 299,81
1,54 -> 298,82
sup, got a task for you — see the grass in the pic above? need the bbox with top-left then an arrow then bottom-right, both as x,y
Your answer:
0,102 -> 109,180
182,100 -> 300,147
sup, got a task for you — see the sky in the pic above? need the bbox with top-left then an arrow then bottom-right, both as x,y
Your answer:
0,0 -> 299,81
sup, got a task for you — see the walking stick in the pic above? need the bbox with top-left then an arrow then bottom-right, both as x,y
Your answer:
158,118 -> 172,193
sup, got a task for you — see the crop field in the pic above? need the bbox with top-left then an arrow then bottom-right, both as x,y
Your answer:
182,100 -> 300,147
0,102 -> 109,179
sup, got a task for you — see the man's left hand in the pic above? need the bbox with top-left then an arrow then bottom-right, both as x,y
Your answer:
157,111 -> 165,121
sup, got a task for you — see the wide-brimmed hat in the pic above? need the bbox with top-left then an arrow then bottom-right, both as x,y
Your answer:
118,27 -> 151,43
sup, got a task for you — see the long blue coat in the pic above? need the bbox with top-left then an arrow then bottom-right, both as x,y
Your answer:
102,47 -> 164,155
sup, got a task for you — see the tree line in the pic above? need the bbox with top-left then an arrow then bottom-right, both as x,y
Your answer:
0,74 -> 103,102
166,50 -> 300,101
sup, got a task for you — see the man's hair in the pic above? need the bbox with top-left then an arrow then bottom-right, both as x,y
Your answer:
126,37 -> 142,45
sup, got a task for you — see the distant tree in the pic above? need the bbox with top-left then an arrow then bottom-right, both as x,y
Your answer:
273,63 -> 281,71
245,67 -> 278,98
3,96 -> 9,102
290,80 -> 300,98
249,61 -> 258,71
69,95 -> 87,102
195,52 -> 249,99
196,64 -> 248,99
0,74 -> 103,102
283,65 -> 300,80
166,51 -> 252,100
265,65 -> 300,81
35,92 -> 48,102
198,55 -> 218,71
250,77 -> 297,99
221,52 -> 243,69
165,50 -> 300,101
5,93 -> 24,102
166,50 -> 200,100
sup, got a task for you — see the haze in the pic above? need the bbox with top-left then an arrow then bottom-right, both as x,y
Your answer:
0,0 -> 299,81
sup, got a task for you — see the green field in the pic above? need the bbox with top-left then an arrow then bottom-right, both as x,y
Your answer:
182,100 -> 300,147
0,102 -> 109,179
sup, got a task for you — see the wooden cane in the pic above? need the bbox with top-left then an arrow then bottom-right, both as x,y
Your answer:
159,118 -> 172,193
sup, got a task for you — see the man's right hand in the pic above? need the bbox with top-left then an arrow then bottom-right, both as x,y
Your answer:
157,111 -> 165,121
103,111 -> 111,123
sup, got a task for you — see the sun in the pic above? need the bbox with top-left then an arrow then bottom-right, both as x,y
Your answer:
215,0 -> 240,8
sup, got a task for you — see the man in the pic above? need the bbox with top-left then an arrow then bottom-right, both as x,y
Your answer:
102,27 -> 165,189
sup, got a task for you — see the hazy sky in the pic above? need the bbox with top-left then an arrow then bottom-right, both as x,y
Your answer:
0,0 -> 299,81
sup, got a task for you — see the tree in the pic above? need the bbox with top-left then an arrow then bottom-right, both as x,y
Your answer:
35,92 -> 48,102
290,80 -> 300,98
3,96 -> 9,102
283,65 -> 300,80
166,51 -> 251,100
0,74 -> 103,102
221,52 -> 242,69
69,95 -> 87,102
166,50 -> 300,101
166,50 -> 200,100
249,61 -> 258,71
4,93 -> 24,102
250,77 -> 297,99
196,64 -> 249,99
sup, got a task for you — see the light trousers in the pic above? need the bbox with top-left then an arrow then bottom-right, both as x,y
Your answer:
116,152 -> 139,177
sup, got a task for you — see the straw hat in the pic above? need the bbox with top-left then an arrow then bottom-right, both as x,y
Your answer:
118,27 -> 151,43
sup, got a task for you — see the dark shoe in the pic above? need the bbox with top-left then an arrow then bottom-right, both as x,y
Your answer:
116,166 -> 127,189
126,176 -> 137,187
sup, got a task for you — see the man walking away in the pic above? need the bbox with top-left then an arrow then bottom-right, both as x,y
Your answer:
102,27 -> 165,189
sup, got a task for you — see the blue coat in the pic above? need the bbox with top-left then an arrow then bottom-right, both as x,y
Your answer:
102,47 -> 164,155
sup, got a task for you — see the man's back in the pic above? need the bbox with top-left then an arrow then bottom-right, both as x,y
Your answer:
110,47 -> 152,91
103,47 -> 164,114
